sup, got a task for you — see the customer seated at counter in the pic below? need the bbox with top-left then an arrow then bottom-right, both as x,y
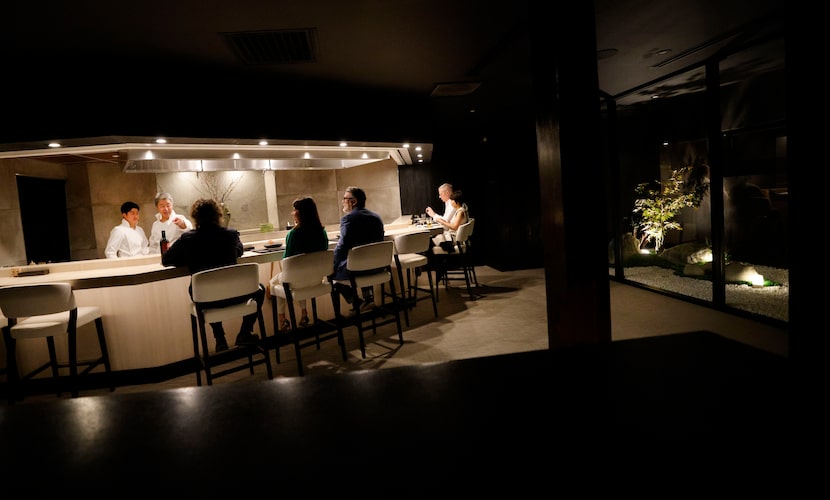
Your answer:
433,189 -> 468,245
332,186 -> 384,309
162,198 -> 263,352
148,192 -> 193,254
272,196 -> 330,331
105,201 -> 150,258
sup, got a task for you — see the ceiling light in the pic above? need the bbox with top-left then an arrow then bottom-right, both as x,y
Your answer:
48,142 -> 61,148
155,138 -> 167,144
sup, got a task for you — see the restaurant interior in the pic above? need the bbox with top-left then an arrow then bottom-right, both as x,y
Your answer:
0,0 -> 813,487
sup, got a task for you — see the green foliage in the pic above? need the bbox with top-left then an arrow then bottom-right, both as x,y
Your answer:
632,166 -> 707,253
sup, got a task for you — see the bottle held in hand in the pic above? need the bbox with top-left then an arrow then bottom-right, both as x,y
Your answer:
160,230 -> 169,254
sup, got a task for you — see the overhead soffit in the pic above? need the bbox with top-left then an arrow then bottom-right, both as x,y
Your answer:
0,136 -> 433,171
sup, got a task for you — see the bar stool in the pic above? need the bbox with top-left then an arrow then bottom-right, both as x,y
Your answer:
391,230 -> 438,326
431,218 -> 481,300
270,249 -> 346,376
331,240 -> 403,358
0,282 -> 114,403
189,263 -> 273,386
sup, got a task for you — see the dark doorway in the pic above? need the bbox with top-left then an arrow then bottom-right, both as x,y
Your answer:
17,175 -> 71,263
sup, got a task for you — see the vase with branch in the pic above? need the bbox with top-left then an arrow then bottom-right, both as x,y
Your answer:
194,172 -> 242,227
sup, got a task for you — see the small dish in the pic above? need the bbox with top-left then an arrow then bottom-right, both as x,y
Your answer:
264,243 -> 283,249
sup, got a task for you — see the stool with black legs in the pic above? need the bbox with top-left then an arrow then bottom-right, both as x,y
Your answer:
270,249 -> 346,376
431,218 -> 481,300
0,282 -> 114,403
391,230 -> 438,326
189,263 -> 273,386
331,240 -> 403,359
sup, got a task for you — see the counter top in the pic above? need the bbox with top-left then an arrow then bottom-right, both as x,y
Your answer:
0,220 -> 428,291
0,251 -> 284,290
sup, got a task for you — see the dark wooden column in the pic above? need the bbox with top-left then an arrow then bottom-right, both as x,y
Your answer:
530,1 -> 612,347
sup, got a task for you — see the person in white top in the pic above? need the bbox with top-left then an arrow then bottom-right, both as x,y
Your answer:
432,190 -> 469,245
148,192 -> 193,254
104,201 -> 150,258
425,183 -> 456,224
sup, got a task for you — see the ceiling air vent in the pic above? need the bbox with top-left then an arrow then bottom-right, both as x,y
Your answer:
430,81 -> 481,97
222,28 -> 319,65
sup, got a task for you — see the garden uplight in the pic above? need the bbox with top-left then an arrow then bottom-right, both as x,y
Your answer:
751,274 -> 765,287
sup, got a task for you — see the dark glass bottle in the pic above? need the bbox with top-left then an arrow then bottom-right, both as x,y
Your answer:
160,230 -> 169,254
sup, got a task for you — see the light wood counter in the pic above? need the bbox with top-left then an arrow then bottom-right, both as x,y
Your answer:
0,251 -> 285,373
0,219 -> 430,376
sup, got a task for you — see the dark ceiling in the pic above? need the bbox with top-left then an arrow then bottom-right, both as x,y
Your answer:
3,0 -> 785,147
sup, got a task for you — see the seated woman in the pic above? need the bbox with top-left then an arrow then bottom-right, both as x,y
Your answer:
433,190 -> 469,247
270,196 -> 330,331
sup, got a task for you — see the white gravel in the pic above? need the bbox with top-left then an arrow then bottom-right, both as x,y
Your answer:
621,265 -> 788,322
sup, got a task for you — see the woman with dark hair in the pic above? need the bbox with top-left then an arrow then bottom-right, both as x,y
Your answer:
434,190 -> 469,245
271,196 -> 330,331
162,198 -> 263,352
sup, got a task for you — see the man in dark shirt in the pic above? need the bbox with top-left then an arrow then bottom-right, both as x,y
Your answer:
332,186 -> 384,307
162,198 -> 263,352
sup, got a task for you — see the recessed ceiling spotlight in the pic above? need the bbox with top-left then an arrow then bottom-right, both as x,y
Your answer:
48,142 -> 61,148
402,143 -> 410,148
339,142 -> 348,147
259,140 -> 268,146
415,146 -> 422,151
155,138 -> 167,144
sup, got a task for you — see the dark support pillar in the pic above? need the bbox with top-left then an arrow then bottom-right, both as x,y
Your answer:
705,60 -> 726,306
605,96 -> 625,278
530,2 -> 612,347
785,16 -> 817,376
